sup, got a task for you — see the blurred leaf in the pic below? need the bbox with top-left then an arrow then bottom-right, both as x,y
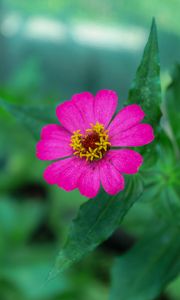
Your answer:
49,175 -> 143,279
164,64 -> 180,151
9,58 -> 42,96
159,186 -> 180,226
121,200 -> 156,237
127,18 -> 161,131
110,225 -> 180,300
166,276 -> 180,300
0,198 -> 44,246
0,247 -> 69,300
140,132 -> 180,224
0,280 -> 24,300
0,99 -> 57,139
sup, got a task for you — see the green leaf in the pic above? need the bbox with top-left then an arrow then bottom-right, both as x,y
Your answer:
110,225 -> 180,300
140,132 -> 180,224
127,18 -> 162,130
164,64 -> 180,153
0,98 -> 57,139
48,175 -> 143,279
166,276 -> 180,300
0,247 -> 69,299
0,198 -> 44,246
49,18 -> 162,278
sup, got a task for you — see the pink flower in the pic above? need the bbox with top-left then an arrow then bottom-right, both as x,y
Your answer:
36,90 -> 154,198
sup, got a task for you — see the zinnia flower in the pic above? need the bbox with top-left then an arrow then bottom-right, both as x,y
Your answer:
36,90 -> 154,198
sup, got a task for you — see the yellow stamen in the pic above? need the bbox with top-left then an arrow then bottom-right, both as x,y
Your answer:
70,122 -> 111,161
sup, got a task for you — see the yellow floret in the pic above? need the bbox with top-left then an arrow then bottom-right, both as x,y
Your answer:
70,122 -> 111,161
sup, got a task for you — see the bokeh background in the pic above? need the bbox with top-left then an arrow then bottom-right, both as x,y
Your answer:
0,1 -> 180,300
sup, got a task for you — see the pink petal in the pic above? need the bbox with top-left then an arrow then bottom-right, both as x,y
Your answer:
78,162 -> 100,198
72,92 -> 95,126
44,157 -> 85,191
110,123 -> 154,147
100,159 -> 124,195
56,92 -> 94,133
56,101 -> 84,133
94,90 -> 118,127
44,158 -> 71,184
36,125 -> 72,160
108,104 -> 145,136
40,124 -> 71,140
106,149 -> 143,174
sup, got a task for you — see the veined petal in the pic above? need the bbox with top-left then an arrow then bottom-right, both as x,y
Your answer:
56,92 -> 95,133
72,92 -> 95,126
100,159 -> 124,195
56,100 -> 84,133
108,104 -> 145,136
36,125 -> 72,160
107,149 -> 143,174
44,157 -> 85,191
40,124 -> 71,140
94,90 -> 118,127
110,123 -> 154,147
78,162 -> 100,198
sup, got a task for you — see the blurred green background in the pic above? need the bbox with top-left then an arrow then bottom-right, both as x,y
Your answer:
0,1 -> 179,300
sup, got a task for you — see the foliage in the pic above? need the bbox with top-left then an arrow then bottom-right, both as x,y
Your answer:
127,19 -> 161,128
0,16 -> 180,300
45,19 -> 162,281
110,225 -> 180,300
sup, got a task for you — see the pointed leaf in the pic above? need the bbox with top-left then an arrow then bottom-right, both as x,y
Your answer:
127,18 -> 162,130
165,64 -> 180,151
49,176 -> 143,279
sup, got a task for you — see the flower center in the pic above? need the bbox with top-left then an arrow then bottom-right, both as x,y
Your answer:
70,122 -> 111,161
